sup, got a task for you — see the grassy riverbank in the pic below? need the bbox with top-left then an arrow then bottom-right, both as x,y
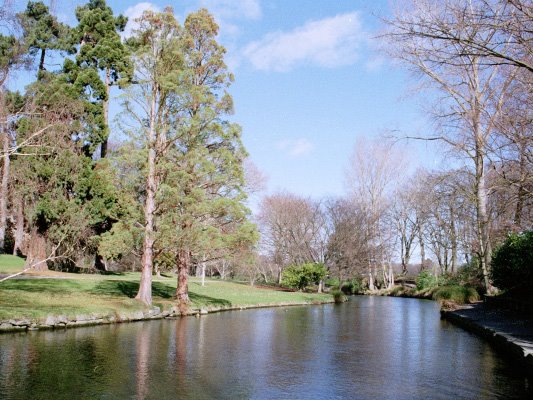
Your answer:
0,256 -> 332,322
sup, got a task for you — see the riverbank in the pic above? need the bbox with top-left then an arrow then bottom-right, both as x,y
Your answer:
441,303 -> 533,370
0,256 -> 333,333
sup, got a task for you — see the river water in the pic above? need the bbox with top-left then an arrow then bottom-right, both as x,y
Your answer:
0,296 -> 531,399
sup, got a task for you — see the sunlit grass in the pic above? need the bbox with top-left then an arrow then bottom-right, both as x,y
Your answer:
0,260 -> 331,321
0,255 -> 25,274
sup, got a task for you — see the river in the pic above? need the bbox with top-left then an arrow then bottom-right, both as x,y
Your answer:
0,296 -> 531,399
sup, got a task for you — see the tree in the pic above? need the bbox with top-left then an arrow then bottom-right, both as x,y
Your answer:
121,7 -> 184,305
384,0 -> 519,293
390,186 -> 419,275
385,0 -> 533,73
345,137 -> 404,289
165,9 -> 255,305
324,198 -> 371,283
17,1 -> 71,74
0,8 -> 28,253
258,193 -> 327,284
74,0 -> 131,158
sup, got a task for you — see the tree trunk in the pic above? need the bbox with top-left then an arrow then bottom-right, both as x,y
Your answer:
135,84 -> 158,306
474,128 -> 493,293
418,228 -> 425,272
200,261 -> 206,287
0,108 -> 10,254
176,249 -> 190,304
38,48 -> 46,72
24,227 -> 47,271
100,68 -> 111,159
368,261 -> 375,291
13,198 -> 24,256
450,205 -> 457,274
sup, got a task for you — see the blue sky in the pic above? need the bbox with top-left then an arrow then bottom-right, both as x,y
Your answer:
10,0 -> 444,202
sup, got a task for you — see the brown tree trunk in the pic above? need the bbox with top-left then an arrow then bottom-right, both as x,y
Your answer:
135,84 -> 158,306
0,107 -> 10,254
24,227 -> 47,271
176,249 -> 190,304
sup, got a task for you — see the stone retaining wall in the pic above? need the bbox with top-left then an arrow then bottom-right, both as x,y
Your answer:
0,300 -> 333,333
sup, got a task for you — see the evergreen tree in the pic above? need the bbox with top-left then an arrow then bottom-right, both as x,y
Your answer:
74,0 -> 132,158
17,1 -> 72,74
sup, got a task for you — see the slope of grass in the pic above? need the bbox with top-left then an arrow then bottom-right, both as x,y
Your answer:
0,267 -> 331,321
0,255 -> 25,274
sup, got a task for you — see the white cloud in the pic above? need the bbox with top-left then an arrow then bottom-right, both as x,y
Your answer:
122,2 -> 160,39
277,138 -> 314,158
199,0 -> 261,20
243,12 -> 364,72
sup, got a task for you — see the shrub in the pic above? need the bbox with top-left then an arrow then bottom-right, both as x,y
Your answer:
331,289 -> 347,303
340,276 -> 364,295
415,270 -> 438,291
281,263 -> 327,291
491,231 -> 533,292
325,277 -> 340,288
432,285 -> 480,304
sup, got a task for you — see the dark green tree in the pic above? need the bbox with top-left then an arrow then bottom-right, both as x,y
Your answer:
17,1 -> 72,74
74,0 -> 132,158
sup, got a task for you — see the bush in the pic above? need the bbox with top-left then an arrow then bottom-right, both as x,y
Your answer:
331,289 -> 347,303
415,270 -> 438,291
340,276 -> 364,295
325,277 -> 340,288
281,263 -> 327,291
432,285 -> 480,304
491,231 -> 533,292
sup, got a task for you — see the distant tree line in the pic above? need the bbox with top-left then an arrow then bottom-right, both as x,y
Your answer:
250,0 -> 532,293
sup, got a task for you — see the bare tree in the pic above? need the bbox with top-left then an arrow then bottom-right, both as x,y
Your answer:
324,198 -> 372,283
258,192 -> 327,284
384,0 -> 520,292
345,137 -> 405,289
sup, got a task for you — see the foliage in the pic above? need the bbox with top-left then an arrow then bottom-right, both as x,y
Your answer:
491,231 -> 533,292
331,289 -> 347,303
282,263 -> 327,291
444,259 -> 485,291
432,285 -> 480,305
415,270 -> 438,291
340,276 -> 364,295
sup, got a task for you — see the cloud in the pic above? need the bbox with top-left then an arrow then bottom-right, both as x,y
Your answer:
277,138 -> 314,158
243,12 -> 364,72
122,2 -> 160,39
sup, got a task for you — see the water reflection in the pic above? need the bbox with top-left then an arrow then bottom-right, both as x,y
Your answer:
0,297 -> 531,400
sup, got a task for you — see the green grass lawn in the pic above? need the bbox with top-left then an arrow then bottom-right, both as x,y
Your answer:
0,254 -> 25,274
0,257 -> 332,321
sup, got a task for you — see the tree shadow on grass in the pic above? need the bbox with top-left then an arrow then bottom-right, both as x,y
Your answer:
188,291 -> 232,308
0,279 -> 82,293
89,280 -> 232,307
90,280 -> 175,299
